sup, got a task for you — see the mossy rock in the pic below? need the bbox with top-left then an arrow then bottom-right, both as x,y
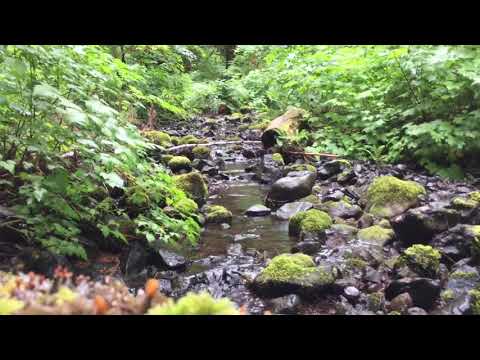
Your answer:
143,130 -> 173,147
225,136 -> 241,141
365,176 -> 426,218
357,225 -> 395,246
469,289 -> 480,315
147,292 -> 239,315
252,253 -> 336,298
272,153 -> 285,166
284,163 -> 317,174
161,154 -> 174,165
170,136 -> 180,145
468,191 -> 480,203
288,209 -> 332,237
319,200 -> 362,219
205,205 -> 233,225
174,198 -> 199,215
179,135 -> 203,145
396,244 -> 441,278
299,194 -> 322,205
451,196 -> 479,210
249,120 -> 270,131
192,146 -> 211,160
238,124 -> 250,131
168,156 -> 192,173
174,172 -> 208,206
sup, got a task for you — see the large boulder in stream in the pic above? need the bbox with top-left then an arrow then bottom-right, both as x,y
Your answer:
275,201 -> 313,220
266,171 -> 316,208
251,253 -> 337,298
365,176 -> 426,218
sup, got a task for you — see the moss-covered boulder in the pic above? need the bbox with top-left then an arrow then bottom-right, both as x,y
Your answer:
468,191 -> 480,203
272,153 -> 285,166
143,130 -> 173,147
192,146 -> 211,160
161,154 -> 174,165
288,209 -> 332,237
205,205 -> 233,225
299,194 -> 322,205
284,163 -> 316,175
397,244 -> 441,277
147,292 -> 239,315
179,135 -> 203,145
365,176 -> 426,218
451,196 -> 479,210
174,172 -> 208,206
252,253 -> 336,298
168,156 -> 192,173
357,225 -> 395,246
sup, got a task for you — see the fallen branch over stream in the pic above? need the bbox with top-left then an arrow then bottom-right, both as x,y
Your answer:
166,141 -> 262,153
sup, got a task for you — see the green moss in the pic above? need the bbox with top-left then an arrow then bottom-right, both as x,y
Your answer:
238,124 -> 250,131
288,209 -> 332,237
147,292 -> 239,315
388,311 -> 401,315
192,146 -> 211,159
367,292 -> 384,312
450,270 -> 477,280
468,191 -> 480,203
467,225 -> 480,257
400,244 -> 441,276
451,197 -> 479,209
468,289 -> 480,315
226,136 -> 241,141
366,176 -> 426,218
260,253 -> 316,282
205,205 -> 233,224
55,286 -> 78,305
161,154 -> 174,164
357,225 -> 394,246
174,198 -> 198,215
378,219 -> 392,229
299,194 -> 321,205
143,130 -> 172,147
168,156 -> 192,172
285,164 -> 316,173
441,289 -> 455,302
179,135 -> 203,145
272,153 -> 285,166
248,120 -> 270,131
346,257 -> 368,270
170,136 -> 180,145
174,172 -> 208,206
0,297 -> 25,315
337,159 -> 352,168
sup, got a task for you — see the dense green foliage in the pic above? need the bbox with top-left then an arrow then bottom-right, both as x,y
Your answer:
218,45 -> 480,179
0,45 -> 201,259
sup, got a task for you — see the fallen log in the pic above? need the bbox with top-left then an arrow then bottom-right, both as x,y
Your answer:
261,108 -> 305,149
166,140 -> 262,153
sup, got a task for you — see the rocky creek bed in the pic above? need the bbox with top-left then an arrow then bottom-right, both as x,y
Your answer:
2,112 -> 480,315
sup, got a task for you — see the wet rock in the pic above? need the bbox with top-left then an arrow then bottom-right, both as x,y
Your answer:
322,190 -> 345,202
407,307 -> 428,315
358,213 -> 374,229
268,294 -> 301,314
275,201 -> 313,220
21,248 -> 70,277
124,242 -> 149,277
392,203 -> 461,246
201,166 -> 218,176
241,148 -> 257,159
344,286 -> 360,302
357,225 -> 395,247
266,171 -> 317,207
318,160 -> 349,180
245,204 -> 271,217
318,200 -> 363,219
337,168 -> 356,185
291,241 -> 323,255
205,205 -> 233,225
174,172 -> 208,206
324,224 -> 358,248
388,292 -> 413,313
234,234 -> 260,242
385,277 -> 441,310
151,249 -> 187,271
432,224 -> 480,263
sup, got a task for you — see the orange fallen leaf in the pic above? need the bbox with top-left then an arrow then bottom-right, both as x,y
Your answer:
145,279 -> 159,298
94,295 -> 109,315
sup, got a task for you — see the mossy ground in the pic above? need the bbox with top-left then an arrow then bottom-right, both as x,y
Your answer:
179,135 -> 203,145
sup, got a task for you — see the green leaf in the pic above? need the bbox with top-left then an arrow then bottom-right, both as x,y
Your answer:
100,172 -> 124,189
0,160 -> 16,174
